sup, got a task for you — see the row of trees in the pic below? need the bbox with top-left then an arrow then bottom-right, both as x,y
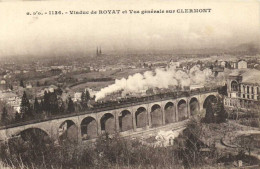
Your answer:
18,91 -> 75,121
1,89 -> 91,125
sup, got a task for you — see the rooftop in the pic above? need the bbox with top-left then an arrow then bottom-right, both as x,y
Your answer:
0,92 -> 17,100
229,69 -> 260,84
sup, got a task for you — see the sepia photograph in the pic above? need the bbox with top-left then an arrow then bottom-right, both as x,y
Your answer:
0,0 -> 260,168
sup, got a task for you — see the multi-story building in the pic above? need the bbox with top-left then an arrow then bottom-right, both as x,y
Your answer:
224,69 -> 260,110
230,60 -> 248,69
237,60 -> 247,69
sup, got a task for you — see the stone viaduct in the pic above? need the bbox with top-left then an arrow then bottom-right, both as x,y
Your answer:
0,89 -> 220,143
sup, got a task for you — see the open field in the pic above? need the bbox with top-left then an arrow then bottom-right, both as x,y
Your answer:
73,70 -> 118,79
70,81 -> 115,91
73,68 -> 148,80
110,68 -> 148,79
70,68 -> 148,92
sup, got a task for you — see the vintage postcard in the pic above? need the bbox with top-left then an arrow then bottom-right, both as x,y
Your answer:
0,0 -> 259,168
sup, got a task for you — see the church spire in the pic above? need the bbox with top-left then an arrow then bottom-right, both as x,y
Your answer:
96,46 -> 102,56
99,46 -> 102,55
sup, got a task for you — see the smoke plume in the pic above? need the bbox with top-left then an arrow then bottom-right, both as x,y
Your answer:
95,65 -> 213,101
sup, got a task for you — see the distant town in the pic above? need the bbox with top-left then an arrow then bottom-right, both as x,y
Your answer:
0,49 -> 259,122
0,49 -> 260,169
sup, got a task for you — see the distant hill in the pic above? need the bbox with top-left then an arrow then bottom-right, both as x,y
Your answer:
229,42 -> 259,55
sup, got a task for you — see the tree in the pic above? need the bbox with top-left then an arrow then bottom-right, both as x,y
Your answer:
43,91 -> 50,113
44,81 -> 48,86
14,111 -> 20,122
55,87 -> 63,96
57,97 -> 65,114
9,84 -> 13,90
204,97 -> 226,124
218,85 -> 227,96
49,92 -> 59,115
81,90 -> 90,109
67,97 -> 75,113
216,99 -> 228,123
34,98 -> 41,114
59,101 -> 65,114
36,81 -> 40,87
204,102 -> 215,123
40,98 -> 44,109
85,90 -> 90,102
81,91 -> 85,102
1,107 -> 8,125
20,80 -> 25,88
20,91 -> 32,119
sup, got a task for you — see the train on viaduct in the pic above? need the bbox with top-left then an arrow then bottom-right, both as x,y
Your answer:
0,87 -> 221,144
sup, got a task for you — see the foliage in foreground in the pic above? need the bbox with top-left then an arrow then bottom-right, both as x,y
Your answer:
1,136 -> 181,169
0,119 -> 223,169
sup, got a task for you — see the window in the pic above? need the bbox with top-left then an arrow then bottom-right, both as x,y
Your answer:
169,137 -> 174,145
247,86 -> 250,94
231,81 -> 239,91
252,87 -> 254,94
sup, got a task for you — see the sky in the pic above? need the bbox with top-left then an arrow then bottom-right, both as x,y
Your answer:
0,0 -> 259,58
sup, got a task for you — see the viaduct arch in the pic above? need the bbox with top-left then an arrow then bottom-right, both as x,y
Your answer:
177,99 -> 188,121
135,107 -> 147,129
119,110 -> 132,132
164,102 -> 175,124
150,104 -> 163,127
203,95 -> 218,121
81,117 -> 98,140
59,120 -> 78,143
19,128 -> 51,144
100,113 -> 115,134
203,95 -> 218,109
189,97 -> 200,116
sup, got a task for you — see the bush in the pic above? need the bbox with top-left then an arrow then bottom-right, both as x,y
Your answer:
0,123 -> 221,169
239,118 -> 260,128
94,133 -> 179,168
250,119 -> 260,128
0,133 -> 183,169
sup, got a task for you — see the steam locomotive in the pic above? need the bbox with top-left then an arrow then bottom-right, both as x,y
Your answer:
91,85 -> 224,110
